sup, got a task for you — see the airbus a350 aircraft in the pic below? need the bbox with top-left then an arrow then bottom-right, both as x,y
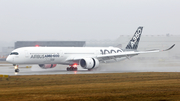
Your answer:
6,27 -> 175,72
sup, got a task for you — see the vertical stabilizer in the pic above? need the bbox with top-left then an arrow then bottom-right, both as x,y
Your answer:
126,27 -> 143,50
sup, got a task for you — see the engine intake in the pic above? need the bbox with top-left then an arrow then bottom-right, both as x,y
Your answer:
79,58 -> 99,69
39,64 -> 57,69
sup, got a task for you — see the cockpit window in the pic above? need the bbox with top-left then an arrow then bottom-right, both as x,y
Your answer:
10,52 -> 19,55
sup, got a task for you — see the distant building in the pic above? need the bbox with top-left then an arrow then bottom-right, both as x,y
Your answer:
0,47 -> 14,61
15,41 -> 86,49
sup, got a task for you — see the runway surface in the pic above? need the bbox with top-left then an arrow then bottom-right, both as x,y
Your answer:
0,59 -> 180,76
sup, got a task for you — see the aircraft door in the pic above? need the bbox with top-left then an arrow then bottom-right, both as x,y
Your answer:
59,50 -> 63,57
24,50 -> 29,58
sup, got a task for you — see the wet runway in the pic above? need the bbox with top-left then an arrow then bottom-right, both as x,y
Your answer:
0,59 -> 180,76
0,65 -> 124,76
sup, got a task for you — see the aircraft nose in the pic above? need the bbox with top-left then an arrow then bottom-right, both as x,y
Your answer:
6,56 -> 13,63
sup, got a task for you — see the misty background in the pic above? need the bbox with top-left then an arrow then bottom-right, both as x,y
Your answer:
0,0 -> 180,48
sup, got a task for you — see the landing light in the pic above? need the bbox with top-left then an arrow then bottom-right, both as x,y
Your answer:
35,45 -> 39,47
73,63 -> 77,67
14,66 -> 18,69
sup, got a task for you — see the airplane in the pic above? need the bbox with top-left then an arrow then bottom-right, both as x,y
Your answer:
6,27 -> 175,73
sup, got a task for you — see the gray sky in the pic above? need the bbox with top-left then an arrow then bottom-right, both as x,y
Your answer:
0,0 -> 180,43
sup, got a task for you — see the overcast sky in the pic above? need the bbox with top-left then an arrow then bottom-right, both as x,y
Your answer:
0,0 -> 180,43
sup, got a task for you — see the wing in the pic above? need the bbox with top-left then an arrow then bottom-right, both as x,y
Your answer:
96,44 -> 175,60
66,44 -> 175,62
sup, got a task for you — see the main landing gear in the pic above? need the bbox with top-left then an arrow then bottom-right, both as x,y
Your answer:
67,65 -> 78,71
14,64 -> 19,73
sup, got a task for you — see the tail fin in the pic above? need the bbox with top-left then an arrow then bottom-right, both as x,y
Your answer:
126,26 -> 143,50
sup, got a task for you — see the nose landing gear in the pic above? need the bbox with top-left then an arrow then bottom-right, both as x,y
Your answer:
14,65 -> 19,72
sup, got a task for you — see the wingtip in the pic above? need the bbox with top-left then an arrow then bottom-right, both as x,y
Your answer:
163,44 -> 175,51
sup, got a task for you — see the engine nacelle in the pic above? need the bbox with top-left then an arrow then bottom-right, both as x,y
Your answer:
39,64 -> 57,69
79,58 -> 99,69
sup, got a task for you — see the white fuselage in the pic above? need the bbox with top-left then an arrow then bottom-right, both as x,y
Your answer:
6,47 -> 123,65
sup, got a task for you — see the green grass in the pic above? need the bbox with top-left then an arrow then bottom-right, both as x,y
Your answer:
0,72 -> 180,101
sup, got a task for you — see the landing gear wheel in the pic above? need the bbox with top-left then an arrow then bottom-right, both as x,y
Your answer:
88,69 -> 92,71
66,67 -> 78,71
15,69 -> 19,72
74,67 -> 77,71
67,67 -> 70,71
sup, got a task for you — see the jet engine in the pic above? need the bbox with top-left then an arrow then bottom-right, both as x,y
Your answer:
79,58 -> 99,69
39,64 -> 57,69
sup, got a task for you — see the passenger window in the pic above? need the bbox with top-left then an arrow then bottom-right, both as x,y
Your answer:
10,52 -> 19,55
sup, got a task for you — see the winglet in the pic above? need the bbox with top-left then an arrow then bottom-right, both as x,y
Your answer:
162,44 -> 175,51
